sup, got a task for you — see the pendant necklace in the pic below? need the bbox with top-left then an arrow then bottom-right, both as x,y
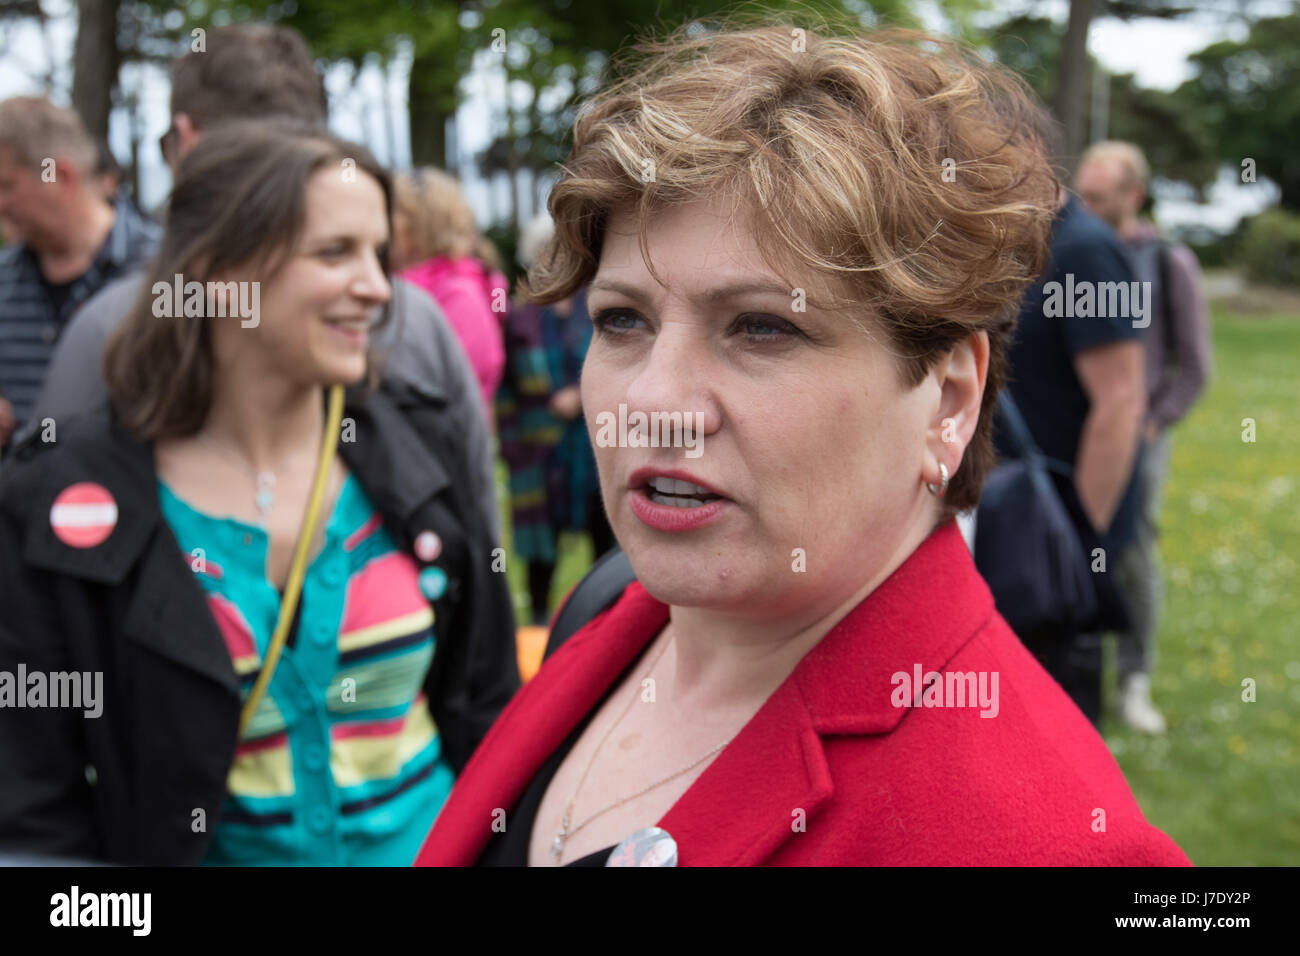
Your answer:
551,634 -> 736,864
195,433 -> 296,526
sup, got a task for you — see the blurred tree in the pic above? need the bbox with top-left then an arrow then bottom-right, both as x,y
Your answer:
985,13 -> 1060,104
1054,0 -> 1199,165
0,0 -> 59,91
985,13 -> 1215,196
1107,72 -> 1216,197
71,0 -> 119,140
467,0 -> 986,236
1176,7 -> 1300,211
0,0 -> 42,19
1055,0 -> 1093,166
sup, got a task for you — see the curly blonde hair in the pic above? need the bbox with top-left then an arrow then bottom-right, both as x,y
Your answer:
527,21 -> 1060,513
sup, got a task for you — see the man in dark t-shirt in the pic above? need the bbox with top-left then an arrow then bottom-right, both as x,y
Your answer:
995,192 -> 1147,726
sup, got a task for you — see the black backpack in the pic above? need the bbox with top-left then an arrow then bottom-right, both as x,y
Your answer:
542,546 -> 636,661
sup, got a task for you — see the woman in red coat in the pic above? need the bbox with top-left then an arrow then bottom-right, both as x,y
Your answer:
415,22 -> 1191,867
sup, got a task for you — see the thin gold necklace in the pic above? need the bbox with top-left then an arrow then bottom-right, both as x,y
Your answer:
551,633 -> 736,864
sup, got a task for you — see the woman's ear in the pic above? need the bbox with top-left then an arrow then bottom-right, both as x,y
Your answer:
175,113 -> 201,158
927,330 -> 989,472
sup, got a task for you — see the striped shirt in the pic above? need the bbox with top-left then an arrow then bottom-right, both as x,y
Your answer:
158,471 -> 454,865
0,198 -> 158,434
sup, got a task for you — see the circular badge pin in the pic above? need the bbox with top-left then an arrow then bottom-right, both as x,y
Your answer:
418,566 -> 448,601
605,827 -> 678,867
414,530 -> 442,563
50,483 -> 119,549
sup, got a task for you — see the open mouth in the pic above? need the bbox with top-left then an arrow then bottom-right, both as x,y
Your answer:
643,476 -> 724,509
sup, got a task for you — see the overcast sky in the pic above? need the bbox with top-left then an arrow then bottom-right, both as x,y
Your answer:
0,0 -> 1284,235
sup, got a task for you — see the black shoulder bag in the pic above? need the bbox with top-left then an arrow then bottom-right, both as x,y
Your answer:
974,391 -> 1100,639
544,546 -> 636,661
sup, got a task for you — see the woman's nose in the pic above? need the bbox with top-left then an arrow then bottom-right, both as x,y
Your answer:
353,248 -> 392,305
619,321 -> 721,434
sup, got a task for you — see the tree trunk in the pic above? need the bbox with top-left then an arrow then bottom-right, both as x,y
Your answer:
505,68 -> 520,236
1055,0 -> 1094,167
528,80 -> 543,220
380,56 -> 400,168
39,6 -> 59,93
1090,62 -> 1109,145
126,74 -> 141,207
71,0 -> 119,143
501,66 -> 522,236
408,47 -> 450,168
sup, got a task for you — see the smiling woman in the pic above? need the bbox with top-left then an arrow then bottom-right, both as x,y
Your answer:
105,121 -> 395,437
0,121 -> 519,865
413,21 -> 1191,867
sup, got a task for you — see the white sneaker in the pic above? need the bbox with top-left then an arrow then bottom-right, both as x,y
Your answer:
1119,674 -> 1167,735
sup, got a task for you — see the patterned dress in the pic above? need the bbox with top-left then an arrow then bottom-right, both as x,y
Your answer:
495,288 -> 599,565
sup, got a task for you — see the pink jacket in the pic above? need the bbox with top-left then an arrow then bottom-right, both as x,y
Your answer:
400,256 -> 507,414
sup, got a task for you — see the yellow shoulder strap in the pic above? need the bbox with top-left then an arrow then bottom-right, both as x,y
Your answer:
237,384 -> 346,738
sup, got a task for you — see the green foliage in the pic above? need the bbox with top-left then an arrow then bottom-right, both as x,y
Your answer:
462,0 -> 988,224
1234,208 -> 1300,287
983,13 -> 1059,104
1177,9 -> 1300,211
1182,234 -> 1234,270
1107,72 -> 1217,196
981,15 -> 1216,195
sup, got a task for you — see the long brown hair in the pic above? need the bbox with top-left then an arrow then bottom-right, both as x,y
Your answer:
104,120 -> 393,440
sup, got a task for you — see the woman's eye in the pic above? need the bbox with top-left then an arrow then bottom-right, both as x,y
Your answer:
590,308 -> 803,345
592,308 -> 644,334
318,244 -> 349,259
733,313 -> 800,341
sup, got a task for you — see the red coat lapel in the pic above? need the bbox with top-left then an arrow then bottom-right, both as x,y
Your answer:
414,586 -> 670,865
416,520 -> 992,866
656,678 -> 835,865
656,521 -> 990,864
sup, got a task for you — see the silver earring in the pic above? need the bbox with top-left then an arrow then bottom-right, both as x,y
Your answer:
926,462 -> 949,497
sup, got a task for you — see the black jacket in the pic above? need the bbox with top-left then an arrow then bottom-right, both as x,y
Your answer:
0,379 -> 519,864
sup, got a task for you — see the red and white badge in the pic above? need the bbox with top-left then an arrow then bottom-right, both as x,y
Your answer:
414,530 -> 442,562
50,482 -> 119,549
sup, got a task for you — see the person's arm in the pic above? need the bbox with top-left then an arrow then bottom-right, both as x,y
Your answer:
1148,244 -> 1213,432
1073,340 -> 1146,535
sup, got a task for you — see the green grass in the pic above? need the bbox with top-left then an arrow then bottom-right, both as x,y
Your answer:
1099,308 -> 1300,865
494,306 -> 1300,865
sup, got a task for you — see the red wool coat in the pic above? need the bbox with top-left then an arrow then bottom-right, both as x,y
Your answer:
415,521 -> 1191,866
